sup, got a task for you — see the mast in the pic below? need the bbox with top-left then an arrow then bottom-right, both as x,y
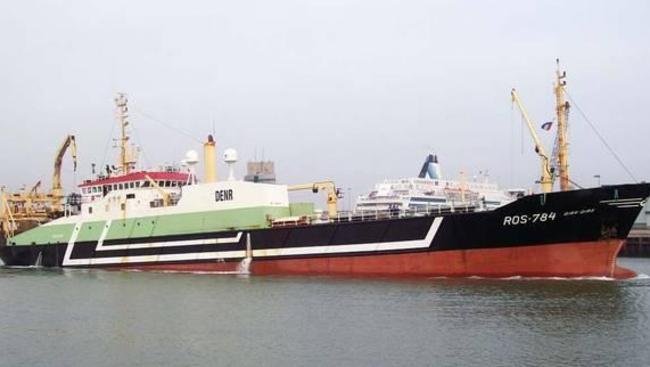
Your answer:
554,60 -> 571,191
114,93 -> 132,175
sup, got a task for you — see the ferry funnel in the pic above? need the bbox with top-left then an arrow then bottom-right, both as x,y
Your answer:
418,154 -> 442,180
203,135 -> 217,182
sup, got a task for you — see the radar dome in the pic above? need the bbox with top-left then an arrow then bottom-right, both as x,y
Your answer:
223,148 -> 238,164
184,150 -> 199,165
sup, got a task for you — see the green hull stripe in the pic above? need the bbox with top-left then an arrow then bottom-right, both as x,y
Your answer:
9,206 -> 290,246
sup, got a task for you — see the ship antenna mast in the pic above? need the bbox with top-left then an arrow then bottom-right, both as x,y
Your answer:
554,59 -> 571,191
114,93 -> 132,175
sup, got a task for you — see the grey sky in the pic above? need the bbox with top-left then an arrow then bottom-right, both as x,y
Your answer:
1,0 -> 649,200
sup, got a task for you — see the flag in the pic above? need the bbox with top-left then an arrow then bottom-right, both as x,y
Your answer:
541,121 -> 553,131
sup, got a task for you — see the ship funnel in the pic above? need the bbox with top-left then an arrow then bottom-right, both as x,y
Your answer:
418,154 -> 442,180
203,135 -> 217,183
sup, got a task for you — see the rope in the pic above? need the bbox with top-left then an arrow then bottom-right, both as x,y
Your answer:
130,106 -> 203,143
564,89 -> 638,182
130,123 -> 151,169
569,178 -> 584,189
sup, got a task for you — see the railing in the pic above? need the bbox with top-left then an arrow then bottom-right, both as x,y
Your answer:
331,204 -> 479,224
271,203 -> 482,228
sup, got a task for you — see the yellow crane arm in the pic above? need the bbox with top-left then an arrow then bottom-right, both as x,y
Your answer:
51,135 -> 78,196
144,175 -> 170,207
510,89 -> 553,193
287,181 -> 339,217
29,181 -> 42,197
1,188 -> 16,238
511,89 -> 549,157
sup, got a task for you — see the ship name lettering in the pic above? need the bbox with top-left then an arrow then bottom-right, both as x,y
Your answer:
503,212 -> 556,226
215,189 -> 234,202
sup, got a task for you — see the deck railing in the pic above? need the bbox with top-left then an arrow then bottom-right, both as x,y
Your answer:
330,204 -> 479,224
271,203 -> 483,228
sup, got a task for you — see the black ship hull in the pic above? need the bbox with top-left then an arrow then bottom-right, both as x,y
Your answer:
2,184 -> 649,278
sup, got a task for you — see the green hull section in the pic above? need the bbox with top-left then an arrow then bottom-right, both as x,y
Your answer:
8,206 -> 290,246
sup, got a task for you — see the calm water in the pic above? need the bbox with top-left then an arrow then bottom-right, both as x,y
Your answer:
2,259 -> 650,367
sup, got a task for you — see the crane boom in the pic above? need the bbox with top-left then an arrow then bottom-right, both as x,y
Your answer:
51,135 -> 77,200
511,89 -> 554,193
1,188 -> 16,238
144,175 -> 171,207
287,181 -> 339,217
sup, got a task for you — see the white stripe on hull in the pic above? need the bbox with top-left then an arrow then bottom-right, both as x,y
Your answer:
62,217 -> 444,267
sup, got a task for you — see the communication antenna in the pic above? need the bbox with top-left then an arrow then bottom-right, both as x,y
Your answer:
114,93 -> 136,174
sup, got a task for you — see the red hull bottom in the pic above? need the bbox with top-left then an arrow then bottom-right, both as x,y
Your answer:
120,240 -> 636,279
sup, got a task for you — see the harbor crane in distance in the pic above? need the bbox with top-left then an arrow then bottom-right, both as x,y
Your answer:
511,88 -> 554,193
1,134 -> 78,239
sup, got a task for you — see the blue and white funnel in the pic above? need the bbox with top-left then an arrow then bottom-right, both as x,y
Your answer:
418,154 -> 442,180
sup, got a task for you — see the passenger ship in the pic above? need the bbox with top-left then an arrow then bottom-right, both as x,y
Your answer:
1,72 -> 648,278
355,154 -> 522,213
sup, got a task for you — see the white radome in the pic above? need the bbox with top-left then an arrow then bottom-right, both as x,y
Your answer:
184,150 -> 199,165
223,148 -> 238,164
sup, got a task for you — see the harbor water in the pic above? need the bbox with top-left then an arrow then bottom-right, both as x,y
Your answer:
2,258 -> 650,367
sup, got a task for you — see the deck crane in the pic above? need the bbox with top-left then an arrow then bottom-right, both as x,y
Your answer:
50,135 -> 78,212
145,174 -> 171,207
511,89 -> 554,193
287,181 -> 340,217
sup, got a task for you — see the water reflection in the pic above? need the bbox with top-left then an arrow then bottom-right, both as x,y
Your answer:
0,260 -> 649,367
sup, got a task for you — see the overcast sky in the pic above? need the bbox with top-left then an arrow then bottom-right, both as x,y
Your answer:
1,0 -> 649,201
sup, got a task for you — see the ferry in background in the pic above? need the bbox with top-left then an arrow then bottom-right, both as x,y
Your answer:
355,154 -> 524,213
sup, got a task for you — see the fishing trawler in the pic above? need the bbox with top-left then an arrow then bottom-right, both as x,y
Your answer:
1,67 -> 648,278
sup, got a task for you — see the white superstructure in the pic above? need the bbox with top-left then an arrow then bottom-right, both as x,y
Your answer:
355,155 -> 520,212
